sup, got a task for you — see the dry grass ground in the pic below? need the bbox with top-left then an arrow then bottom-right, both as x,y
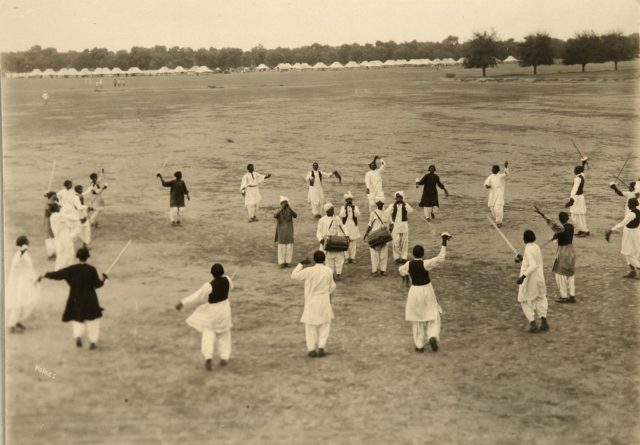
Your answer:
3,61 -> 639,444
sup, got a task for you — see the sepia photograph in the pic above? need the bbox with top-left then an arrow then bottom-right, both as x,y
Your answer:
1,0 -> 639,443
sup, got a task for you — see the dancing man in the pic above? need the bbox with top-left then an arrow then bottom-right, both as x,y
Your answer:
484,161 -> 510,227
316,202 -> 348,280
291,251 -> 336,358
339,191 -> 361,263
416,165 -> 448,222
85,172 -> 107,228
605,198 -> 640,279
240,163 -> 271,222
6,236 -> 40,333
610,180 -> 639,216
306,162 -> 340,218
387,191 -> 414,264
157,170 -> 190,226
535,207 -> 576,303
364,195 -> 392,277
515,230 -> 549,333
565,158 -> 589,237
176,263 -> 233,370
38,247 -> 108,349
365,156 -> 385,212
399,233 -> 451,353
274,196 -> 297,268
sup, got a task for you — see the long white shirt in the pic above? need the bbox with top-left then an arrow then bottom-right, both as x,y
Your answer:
291,263 -> 335,325
50,212 -> 76,270
181,277 -> 234,305
57,188 -> 75,207
368,208 -> 391,231
306,169 -> 331,204
240,172 -> 266,206
365,160 -> 385,199
484,169 -> 509,207
72,194 -> 88,218
84,181 -> 106,208
5,248 -> 40,326
338,204 -> 361,240
517,243 -> 546,302
386,201 -> 414,234
316,215 -> 347,242
569,174 -> 586,214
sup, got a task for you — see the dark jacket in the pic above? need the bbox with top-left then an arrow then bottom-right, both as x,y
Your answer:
161,178 -> 189,207
45,263 -> 105,322
417,173 -> 445,207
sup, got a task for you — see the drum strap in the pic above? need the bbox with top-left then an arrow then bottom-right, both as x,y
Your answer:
329,219 -> 347,236
373,211 -> 387,229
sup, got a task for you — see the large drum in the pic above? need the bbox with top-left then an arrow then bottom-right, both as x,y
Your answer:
367,227 -> 393,248
324,235 -> 350,252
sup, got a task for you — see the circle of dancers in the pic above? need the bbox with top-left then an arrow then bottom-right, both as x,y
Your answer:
7,148 -> 640,372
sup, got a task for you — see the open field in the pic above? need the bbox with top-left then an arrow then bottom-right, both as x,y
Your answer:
3,61 -> 640,444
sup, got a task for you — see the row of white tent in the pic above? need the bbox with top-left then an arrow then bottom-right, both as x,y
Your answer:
9,65 -> 216,78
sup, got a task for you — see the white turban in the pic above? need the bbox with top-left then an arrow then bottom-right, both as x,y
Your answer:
395,191 -> 405,199
343,191 -> 353,199
279,196 -> 288,204
375,195 -> 385,204
323,202 -> 334,212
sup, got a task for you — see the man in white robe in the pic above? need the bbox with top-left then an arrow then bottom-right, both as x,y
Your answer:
610,180 -> 639,217
6,236 -> 41,333
316,202 -> 348,280
306,162 -> 339,218
566,158 -> 589,236
84,172 -> 107,227
364,195 -> 392,276
387,191 -> 414,264
365,156 -> 385,211
291,251 -> 336,358
483,161 -> 509,226
49,203 -> 78,270
57,180 -> 75,207
515,230 -> 549,333
606,198 -> 640,279
240,163 -> 271,222
398,234 -> 450,352
72,185 -> 91,247
339,192 -> 361,263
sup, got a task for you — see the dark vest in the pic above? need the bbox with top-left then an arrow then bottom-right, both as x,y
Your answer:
556,223 -> 574,246
576,175 -> 584,195
392,202 -> 408,222
208,277 -> 230,304
311,170 -> 322,182
627,209 -> 640,229
408,260 -> 431,286
342,205 -> 358,226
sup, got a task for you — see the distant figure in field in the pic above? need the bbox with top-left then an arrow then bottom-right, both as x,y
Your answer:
41,90 -> 49,105
291,251 -> 336,358
175,263 -> 233,370
565,158 -> 589,237
484,161 -> 510,227
536,208 -> 577,303
240,163 -> 271,222
606,198 -> 640,279
365,156 -> 385,211
515,230 -> 548,333
57,180 -> 75,208
387,191 -> 414,264
339,191 -> 361,263
363,195 -> 392,277
38,247 -> 108,349
6,236 -> 41,333
398,234 -> 451,353
306,162 -> 340,218
157,170 -> 190,226
274,196 -> 297,268
416,165 -> 448,222
85,172 -> 107,228
43,191 -> 59,258
610,180 -> 639,217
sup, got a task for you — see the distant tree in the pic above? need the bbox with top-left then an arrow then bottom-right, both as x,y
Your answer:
601,32 -> 636,71
463,31 -> 500,77
549,37 -> 566,59
563,32 -> 605,72
518,33 -> 554,74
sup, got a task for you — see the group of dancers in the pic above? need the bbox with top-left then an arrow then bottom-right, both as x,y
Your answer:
6,153 -> 639,370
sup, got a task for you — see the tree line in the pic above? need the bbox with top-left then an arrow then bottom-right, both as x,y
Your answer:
1,31 -> 637,75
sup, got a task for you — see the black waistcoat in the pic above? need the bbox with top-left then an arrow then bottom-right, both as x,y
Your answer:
409,260 -> 431,285
576,175 -> 584,195
627,209 -> 640,229
557,223 -> 574,246
208,277 -> 230,304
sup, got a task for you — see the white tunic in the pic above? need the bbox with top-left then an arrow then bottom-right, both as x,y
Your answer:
240,172 -> 266,207
181,278 -> 234,333
57,188 -> 75,207
291,263 -> 335,325
517,243 -> 546,302
5,249 -> 40,326
612,212 -> 640,256
569,174 -> 586,214
368,209 -> 391,231
386,202 -> 414,234
365,161 -> 385,200
84,181 -> 106,209
50,212 -> 77,270
338,205 -> 361,240
316,215 -> 348,242
399,247 -> 445,322
483,170 -> 509,207
306,170 -> 331,204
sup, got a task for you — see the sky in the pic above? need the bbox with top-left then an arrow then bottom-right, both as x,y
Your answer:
0,0 -> 638,52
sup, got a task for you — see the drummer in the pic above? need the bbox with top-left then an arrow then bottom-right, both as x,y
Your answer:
363,195 -> 392,277
316,202 -> 348,280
